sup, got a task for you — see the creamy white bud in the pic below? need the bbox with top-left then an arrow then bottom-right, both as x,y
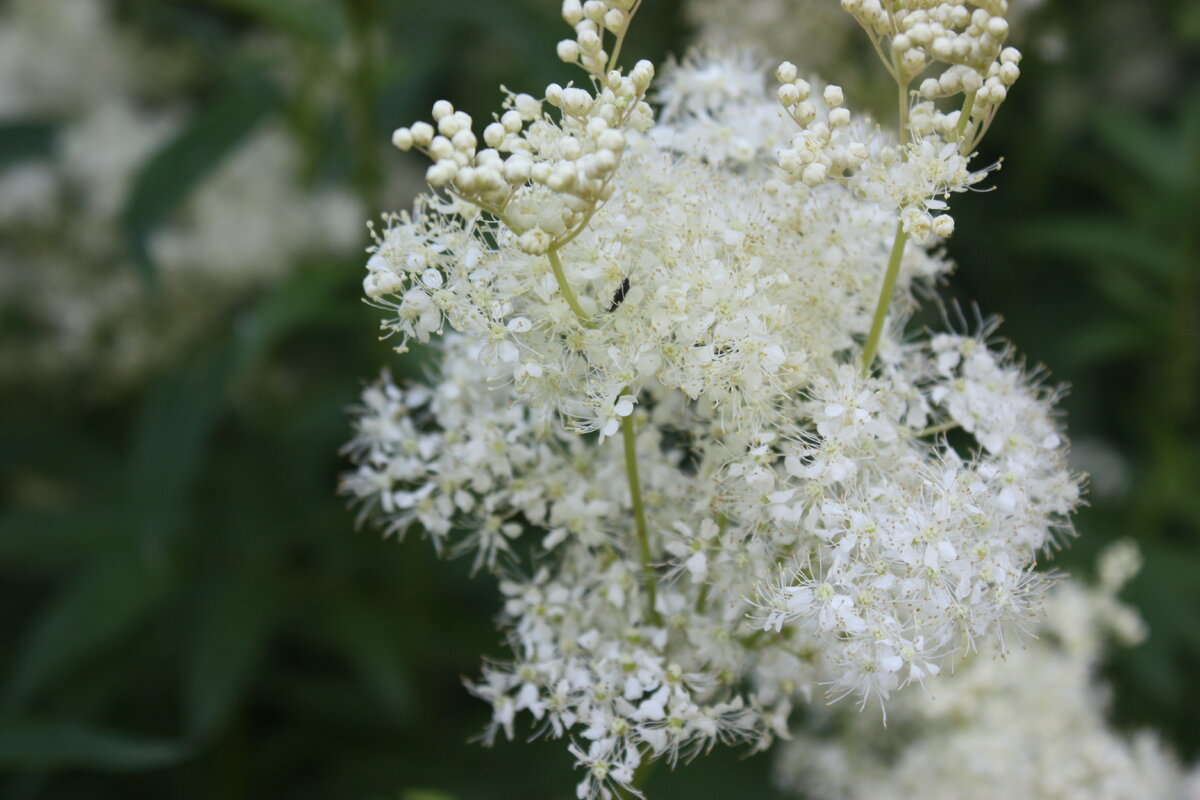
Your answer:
932,214 -> 955,237
391,127 -> 413,151
410,121 -> 435,147
603,9 -> 625,32
557,39 -> 581,63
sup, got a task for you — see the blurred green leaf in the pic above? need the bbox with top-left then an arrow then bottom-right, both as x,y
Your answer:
3,555 -> 172,711
313,595 -> 413,721
1065,321 -> 1153,366
232,264 -> 360,373
402,790 -> 458,800
0,120 -> 56,172
1177,0 -> 1200,42
1089,261 -> 1166,318
1093,112 -> 1189,195
0,507 -> 132,570
0,722 -> 187,771
129,344 -> 235,562
183,573 -> 277,740
205,0 -> 347,43
1015,219 -> 1179,280
122,74 -> 280,282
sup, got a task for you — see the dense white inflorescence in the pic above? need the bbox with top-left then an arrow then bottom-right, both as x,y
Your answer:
342,2 -> 1086,798
0,0 -> 363,386
777,543 -> 1200,800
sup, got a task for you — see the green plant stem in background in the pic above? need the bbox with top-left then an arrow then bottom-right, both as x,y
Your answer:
344,0 -> 383,210
861,220 -> 908,373
623,412 -> 660,625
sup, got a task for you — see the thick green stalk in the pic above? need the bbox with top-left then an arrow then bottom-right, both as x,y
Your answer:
622,412 -> 659,625
861,220 -> 908,374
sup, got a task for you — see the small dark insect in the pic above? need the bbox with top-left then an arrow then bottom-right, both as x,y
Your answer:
608,277 -> 631,312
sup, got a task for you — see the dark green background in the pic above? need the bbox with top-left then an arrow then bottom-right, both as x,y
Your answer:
1,1 -> 1197,797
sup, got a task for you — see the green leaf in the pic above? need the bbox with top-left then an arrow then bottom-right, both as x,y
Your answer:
230,264 -> 358,374
0,507 -> 132,570
1089,261 -> 1166,318
3,555 -> 171,710
0,722 -> 187,771
1015,219 -> 1178,279
402,790 -> 459,800
313,596 -> 413,721
0,119 -> 56,172
1093,112 -> 1188,195
122,74 -> 279,282
1065,321 -> 1153,366
128,343 -> 234,562
205,0 -> 347,42
183,573 -> 277,740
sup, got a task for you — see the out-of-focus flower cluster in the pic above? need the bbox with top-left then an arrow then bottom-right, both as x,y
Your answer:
342,2 -> 1092,798
0,0 -> 362,388
777,542 -> 1200,800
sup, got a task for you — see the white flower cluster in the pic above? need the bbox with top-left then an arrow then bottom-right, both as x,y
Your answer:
0,0 -> 362,387
650,50 -> 792,167
777,543 -> 1200,800
344,2 -> 1082,798
839,0 -> 1024,149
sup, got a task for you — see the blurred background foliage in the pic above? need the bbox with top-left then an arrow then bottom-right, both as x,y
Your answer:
0,0 -> 1196,798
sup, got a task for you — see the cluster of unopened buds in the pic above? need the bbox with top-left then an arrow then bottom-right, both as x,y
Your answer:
841,0 -> 1020,150
390,59 -> 652,254
774,63 -> 870,187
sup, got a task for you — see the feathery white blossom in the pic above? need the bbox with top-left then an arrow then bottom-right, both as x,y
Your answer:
343,2 -> 1085,797
776,543 -> 1200,800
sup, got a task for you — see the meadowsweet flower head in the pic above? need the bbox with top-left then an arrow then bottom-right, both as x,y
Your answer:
343,1 -> 1084,795
775,544 -> 1196,800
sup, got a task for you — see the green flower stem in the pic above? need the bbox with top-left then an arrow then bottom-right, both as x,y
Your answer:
916,419 -> 962,438
954,90 -> 977,146
606,0 -> 642,73
622,411 -> 660,625
547,247 -> 595,327
861,220 -> 908,374
897,77 -> 910,144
